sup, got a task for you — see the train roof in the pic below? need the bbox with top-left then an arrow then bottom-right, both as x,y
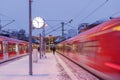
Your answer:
0,35 -> 28,43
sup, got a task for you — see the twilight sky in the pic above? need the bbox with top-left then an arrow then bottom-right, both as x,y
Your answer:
0,0 -> 120,36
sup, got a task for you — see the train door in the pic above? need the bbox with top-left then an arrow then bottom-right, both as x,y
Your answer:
8,42 -> 17,58
16,43 -> 19,56
0,41 -> 3,60
3,41 -> 8,60
18,44 -> 25,54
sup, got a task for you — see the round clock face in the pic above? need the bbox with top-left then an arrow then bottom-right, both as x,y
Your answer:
32,17 -> 44,28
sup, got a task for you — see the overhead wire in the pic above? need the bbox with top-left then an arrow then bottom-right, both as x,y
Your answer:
33,0 -> 109,36
45,20 -> 67,29
72,0 -> 95,20
110,10 -> 120,17
60,0 -> 95,30
80,0 -> 109,22
46,26 -> 61,35
0,13 -> 15,30
32,0 -> 84,35
59,0 -> 109,38
44,19 -> 73,35
44,21 -> 62,34
0,13 -> 14,20
0,13 -> 27,32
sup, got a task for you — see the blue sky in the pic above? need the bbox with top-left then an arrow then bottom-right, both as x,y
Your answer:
0,0 -> 120,36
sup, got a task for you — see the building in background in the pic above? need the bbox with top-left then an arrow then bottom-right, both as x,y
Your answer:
78,23 -> 88,34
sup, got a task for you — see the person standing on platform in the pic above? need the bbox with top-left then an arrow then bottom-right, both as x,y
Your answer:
32,47 -> 38,63
38,47 -> 41,59
52,45 -> 56,55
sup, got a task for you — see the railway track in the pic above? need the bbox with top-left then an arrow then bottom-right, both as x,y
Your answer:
58,53 -> 104,80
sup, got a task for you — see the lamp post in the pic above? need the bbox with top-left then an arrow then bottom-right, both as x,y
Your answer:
29,0 -> 32,75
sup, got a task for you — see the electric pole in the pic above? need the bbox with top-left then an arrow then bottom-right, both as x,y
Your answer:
61,22 -> 64,40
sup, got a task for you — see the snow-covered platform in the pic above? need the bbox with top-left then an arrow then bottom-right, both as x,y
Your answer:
0,53 -> 78,80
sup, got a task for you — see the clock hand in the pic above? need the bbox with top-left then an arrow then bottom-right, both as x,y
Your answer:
35,19 -> 39,26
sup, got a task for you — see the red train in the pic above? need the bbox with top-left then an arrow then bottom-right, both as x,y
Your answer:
57,17 -> 120,80
0,36 -> 29,63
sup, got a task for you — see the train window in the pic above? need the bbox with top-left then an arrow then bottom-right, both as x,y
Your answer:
8,45 -> 13,52
8,44 -> 16,52
22,46 -> 25,50
3,43 -> 8,53
12,44 -> 16,52
19,44 -> 26,51
79,43 -> 83,54
0,43 -> 2,53
79,40 -> 100,57
72,44 -> 79,54
64,44 -> 71,54
26,46 -> 29,50
18,45 -> 22,51
83,41 -> 99,47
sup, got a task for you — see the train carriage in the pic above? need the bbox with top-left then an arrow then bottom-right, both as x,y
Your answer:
0,36 -> 29,62
57,17 -> 120,80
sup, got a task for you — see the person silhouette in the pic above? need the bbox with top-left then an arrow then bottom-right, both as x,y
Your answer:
52,45 -> 56,55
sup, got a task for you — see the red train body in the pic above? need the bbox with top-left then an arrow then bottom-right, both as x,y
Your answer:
57,17 -> 120,80
0,36 -> 29,62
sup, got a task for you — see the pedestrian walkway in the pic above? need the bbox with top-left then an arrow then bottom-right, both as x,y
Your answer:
0,53 -> 78,80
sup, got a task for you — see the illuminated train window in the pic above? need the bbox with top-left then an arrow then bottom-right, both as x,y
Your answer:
79,40 -> 100,57
0,43 -> 2,53
3,43 -> 8,53
72,44 -> 79,54
8,44 -> 16,52
8,45 -> 12,52
18,45 -> 22,51
12,44 -> 16,52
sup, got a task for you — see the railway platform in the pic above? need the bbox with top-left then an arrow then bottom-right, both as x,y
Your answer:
0,53 -> 99,80
0,53 -> 78,80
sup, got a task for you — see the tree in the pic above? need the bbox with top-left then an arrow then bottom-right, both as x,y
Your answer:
17,29 -> 26,40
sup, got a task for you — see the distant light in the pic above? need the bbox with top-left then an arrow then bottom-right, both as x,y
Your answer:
32,17 -> 44,28
44,23 -> 48,27
113,26 -> 120,31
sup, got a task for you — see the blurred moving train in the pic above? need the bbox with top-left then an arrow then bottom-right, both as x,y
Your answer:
0,36 -> 29,63
57,17 -> 120,80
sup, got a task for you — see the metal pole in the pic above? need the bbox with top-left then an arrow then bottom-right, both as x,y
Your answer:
39,33 -> 41,59
43,27 -> 45,57
0,19 -> 2,33
29,0 -> 32,75
61,22 -> 64,40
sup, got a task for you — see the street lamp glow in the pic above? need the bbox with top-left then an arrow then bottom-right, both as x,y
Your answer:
44,23 -> 48,27
32,17 -> 44,28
